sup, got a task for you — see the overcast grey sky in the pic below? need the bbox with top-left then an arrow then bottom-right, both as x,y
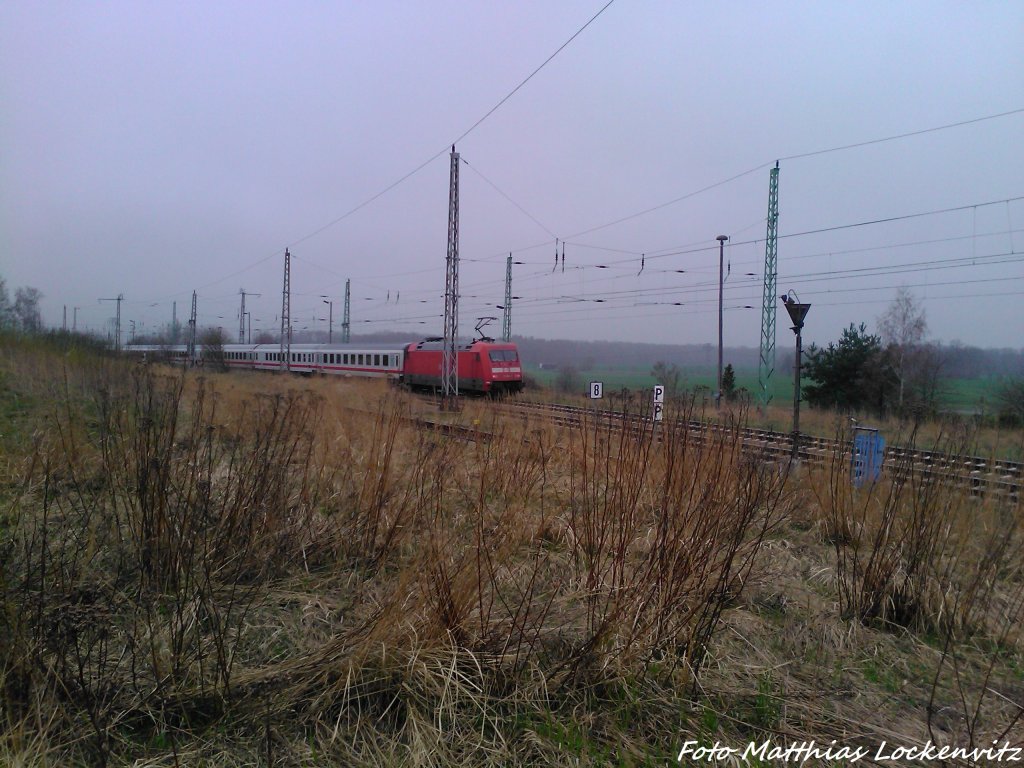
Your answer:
2,1 -> 1022,350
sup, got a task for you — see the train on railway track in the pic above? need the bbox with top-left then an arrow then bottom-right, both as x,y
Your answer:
124,337 -> 524,395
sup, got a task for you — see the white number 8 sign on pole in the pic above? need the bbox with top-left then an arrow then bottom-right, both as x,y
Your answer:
590,381 -> 603,399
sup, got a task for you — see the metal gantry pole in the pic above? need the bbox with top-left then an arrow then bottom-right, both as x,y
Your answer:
502,254 -> 512,342
239,289 -> 246,343
187,290 -> 197,365
238,290 -> 260,345
279,249 -> 291,371
342,279 -> 351,344
99,294 -> 124,351
441,145 -> 460,409
759,162 -> 780,410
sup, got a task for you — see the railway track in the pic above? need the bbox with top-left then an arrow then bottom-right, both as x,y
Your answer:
492,399 -> 1022,504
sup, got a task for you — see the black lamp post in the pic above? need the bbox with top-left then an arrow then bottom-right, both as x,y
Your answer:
781,293 -> 811,458
321,298 -> 333,344
715,235 -> 729,408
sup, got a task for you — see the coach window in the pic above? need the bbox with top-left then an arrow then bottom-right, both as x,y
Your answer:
373,354 -> 380,367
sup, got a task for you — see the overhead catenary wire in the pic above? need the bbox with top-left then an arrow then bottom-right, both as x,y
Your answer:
510,108 -> 1024,250
287,0 -> 615,252
354,207 -> 1024,309
129,104 -> 1023,319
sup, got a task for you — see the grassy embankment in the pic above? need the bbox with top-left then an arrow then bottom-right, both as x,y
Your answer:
1,333 -> 1022,766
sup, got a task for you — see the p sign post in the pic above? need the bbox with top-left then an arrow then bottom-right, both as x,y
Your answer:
590,381 -> 604,400
652,385 -> 665,422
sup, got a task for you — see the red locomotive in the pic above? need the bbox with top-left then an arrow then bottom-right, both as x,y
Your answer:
401,338 -> 523,395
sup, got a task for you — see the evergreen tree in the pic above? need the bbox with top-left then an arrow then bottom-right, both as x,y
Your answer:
721,363 -> 737,402
803,323 -> 895,413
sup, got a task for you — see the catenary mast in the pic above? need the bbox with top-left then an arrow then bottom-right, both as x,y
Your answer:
758,162 -> 780,409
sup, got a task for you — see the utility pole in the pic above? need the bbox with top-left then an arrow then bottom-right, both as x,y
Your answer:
321,296 -> 333,343
342,279 -> 351,344
73,307 -> 79,332
758,162 -> 780,410
238,289 -> 260,343
781,293 -> 810,458
187,290 -> 197,365
129,320 -> 136,344
441,145 -> 460,409
716,235 -> 729,409
279,249 -> 291,371
99,294 -> 123,351
502,254 -> 512,342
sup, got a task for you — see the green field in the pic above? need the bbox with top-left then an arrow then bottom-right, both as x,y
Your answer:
526,364 -> 1005,414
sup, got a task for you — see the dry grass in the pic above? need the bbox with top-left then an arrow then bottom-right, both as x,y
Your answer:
1,334 -> 1022,766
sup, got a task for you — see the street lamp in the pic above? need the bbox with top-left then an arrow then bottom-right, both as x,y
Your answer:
715,235 -> 729,408
781,292 -> 811,458
321,297 -> 333,344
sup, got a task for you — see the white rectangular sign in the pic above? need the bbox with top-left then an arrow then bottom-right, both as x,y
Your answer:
653,402 -> 664,421
653,385 -> 665,403
589,381 -> 603,399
